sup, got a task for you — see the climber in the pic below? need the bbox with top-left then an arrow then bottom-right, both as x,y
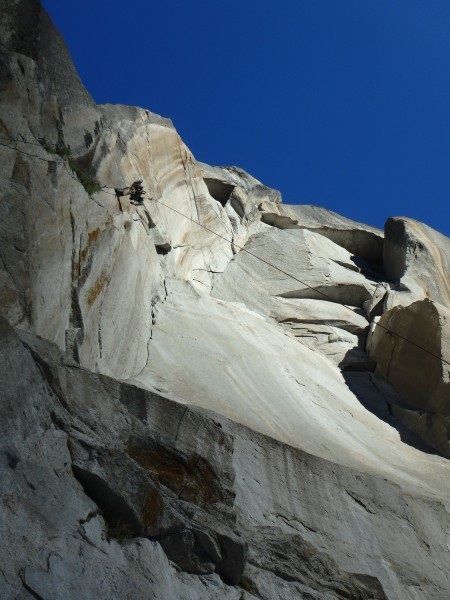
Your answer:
114,181 -> 147,207
129,180 -> 146,204
114,182 -> 145,200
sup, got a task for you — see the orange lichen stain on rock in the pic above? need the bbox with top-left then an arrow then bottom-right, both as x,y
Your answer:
72,260 -> 81,280
86,270 -> 109,306
141,489 -> 164,528
127,439 -> 221,506
182,455 -> 219,505
127,444 -> 186,491
80,228 -> 101,263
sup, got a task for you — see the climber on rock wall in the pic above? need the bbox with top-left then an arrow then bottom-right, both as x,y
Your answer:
129,181 -> 145,204
114,181 -> 146,206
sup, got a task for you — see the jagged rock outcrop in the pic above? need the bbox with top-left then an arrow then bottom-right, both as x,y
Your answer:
211,227 -> 377,368
1,1 -> 450,599
259,202 -> 384,265
383,216 -> 450,308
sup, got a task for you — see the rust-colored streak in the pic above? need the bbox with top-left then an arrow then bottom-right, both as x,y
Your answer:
127,439 -> 221,507
80,228 -> 101,263
86,270 -> 109,306
141,489 -> 164,528
72,260 -> 80,280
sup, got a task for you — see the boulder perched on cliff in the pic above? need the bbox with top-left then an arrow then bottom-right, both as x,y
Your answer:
368,298 -> 450,457
384,217 -> 450,309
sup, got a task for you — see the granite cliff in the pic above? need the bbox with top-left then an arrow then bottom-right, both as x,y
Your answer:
1,1 -> 450,599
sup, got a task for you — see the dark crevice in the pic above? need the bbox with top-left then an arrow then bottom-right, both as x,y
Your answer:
175,407 -> 188,442
71,465 -> 142,539
49,410 -> 67,431
22,581 -> 46,600
155,244 -> 171,255
344,490 -> 375,514
276,283 -> 372,308
5,451 -> 20,469
204,178 -> 235,206
349,255 -> 386,280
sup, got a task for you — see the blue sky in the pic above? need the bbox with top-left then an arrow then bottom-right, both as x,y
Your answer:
42,0 -> 450,236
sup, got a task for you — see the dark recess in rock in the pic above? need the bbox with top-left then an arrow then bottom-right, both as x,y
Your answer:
72,465 -> 143,539
155,243 -> 171,255
204,178 -> 235,206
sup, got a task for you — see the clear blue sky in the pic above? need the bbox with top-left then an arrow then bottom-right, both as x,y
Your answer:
42,0 -> 450,236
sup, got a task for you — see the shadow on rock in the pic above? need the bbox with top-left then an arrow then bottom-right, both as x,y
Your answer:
344,371 -> 445,457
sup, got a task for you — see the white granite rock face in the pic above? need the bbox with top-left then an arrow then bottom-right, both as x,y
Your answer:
259,201 -> 384,265
211,227 -> 377,367
1,1 -> 450,599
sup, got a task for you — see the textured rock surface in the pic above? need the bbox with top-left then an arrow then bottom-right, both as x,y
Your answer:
384,217 -> 450,308
2,320 -> 450,600
211,227 -> 376,367
368,299 -> 450,457
259,202 -> 384,265
1,1 -> 450,599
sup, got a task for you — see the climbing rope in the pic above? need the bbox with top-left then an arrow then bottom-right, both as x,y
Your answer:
2,136 -> 448,366
148,197 -> 450,368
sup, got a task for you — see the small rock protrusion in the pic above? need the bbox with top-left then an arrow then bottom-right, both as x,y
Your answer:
363,282 -> 390,320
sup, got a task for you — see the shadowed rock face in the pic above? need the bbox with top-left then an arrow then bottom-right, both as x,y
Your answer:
1,1 -> 450,599
369,299 -> 450,457
2,320 -> 450,600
